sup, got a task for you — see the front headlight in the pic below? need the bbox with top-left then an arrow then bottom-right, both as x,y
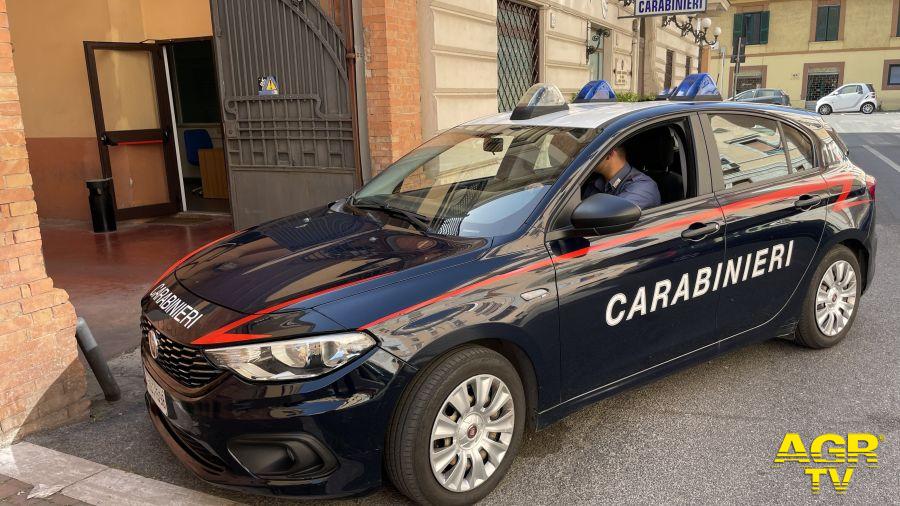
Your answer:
204,332 -> 376,381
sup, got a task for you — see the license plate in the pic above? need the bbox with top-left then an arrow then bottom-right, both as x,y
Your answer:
145,368 -> 169,416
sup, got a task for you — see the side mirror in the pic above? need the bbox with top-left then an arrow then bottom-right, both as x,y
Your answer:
570,193 -> 641,235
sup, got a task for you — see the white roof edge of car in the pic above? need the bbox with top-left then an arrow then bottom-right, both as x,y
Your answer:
461,101 -> 670,129
460,100 -> 827,131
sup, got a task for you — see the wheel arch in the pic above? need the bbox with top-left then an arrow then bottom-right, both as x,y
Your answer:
836,237 -> 870,293
399,323 -> 555,431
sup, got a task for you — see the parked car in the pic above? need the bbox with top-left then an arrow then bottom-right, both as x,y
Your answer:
816,83 -> 879,115
141,77 -> 876,504
731,88 -> 791,106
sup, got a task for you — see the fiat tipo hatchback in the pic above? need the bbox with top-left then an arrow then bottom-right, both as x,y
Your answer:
142,77 -> 876,504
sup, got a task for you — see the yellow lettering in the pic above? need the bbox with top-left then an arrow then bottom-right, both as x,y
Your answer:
828,467 -> 853,493
810,433 -> 846,464
775,433 -> 810,464
847,433 -> 879,465
805,468 -> 828,494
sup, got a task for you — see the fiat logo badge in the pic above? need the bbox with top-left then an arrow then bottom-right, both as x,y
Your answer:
148,329 -> 160,360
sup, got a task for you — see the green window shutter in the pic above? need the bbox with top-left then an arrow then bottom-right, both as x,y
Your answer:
827,6 -> 840,40
815,6 -> 828,41
733,13 -> 743,46
759,11 -> 770,44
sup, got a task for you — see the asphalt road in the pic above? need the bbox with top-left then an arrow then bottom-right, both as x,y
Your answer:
27,112 -> 900,504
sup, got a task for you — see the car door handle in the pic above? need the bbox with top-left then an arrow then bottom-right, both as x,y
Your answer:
681,222 -> 721,241
794,194 -> 824,209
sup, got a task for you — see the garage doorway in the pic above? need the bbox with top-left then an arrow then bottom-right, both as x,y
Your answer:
164,39 -> 230,214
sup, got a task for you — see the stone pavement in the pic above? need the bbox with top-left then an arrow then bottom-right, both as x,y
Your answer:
0,443 -> 234,506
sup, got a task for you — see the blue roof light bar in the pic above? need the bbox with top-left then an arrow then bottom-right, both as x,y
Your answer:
573,80 -> 617,103
669,73 -> 722,102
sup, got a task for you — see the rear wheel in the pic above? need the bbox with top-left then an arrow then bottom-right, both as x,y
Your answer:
818,104 -> 833,115
386,346 -> 526,505
795,245 -> 861,348
861,102 -> 875,114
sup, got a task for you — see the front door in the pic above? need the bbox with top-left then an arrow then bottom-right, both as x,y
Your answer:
704,112 -> 828,338
210,0 -> 361,229
553,116 -> 726,400
832,85 -> 863,112
84,42 -> 181,219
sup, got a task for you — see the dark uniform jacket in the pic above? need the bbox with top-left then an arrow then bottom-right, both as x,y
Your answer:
582,163 -> 661,210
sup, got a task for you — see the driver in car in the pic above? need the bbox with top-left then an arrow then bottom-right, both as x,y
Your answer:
582,144 -> 661,210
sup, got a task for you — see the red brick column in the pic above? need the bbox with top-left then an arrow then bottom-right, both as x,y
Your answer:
361,0 -> 422,176
0,2 -> 87,445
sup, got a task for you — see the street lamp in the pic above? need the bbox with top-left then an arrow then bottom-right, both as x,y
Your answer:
661,15 -> 721,46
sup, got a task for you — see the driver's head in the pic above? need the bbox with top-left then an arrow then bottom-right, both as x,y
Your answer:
595,144 -> 628,179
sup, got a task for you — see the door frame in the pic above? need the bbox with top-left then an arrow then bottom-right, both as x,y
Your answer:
84,41 -> 182,220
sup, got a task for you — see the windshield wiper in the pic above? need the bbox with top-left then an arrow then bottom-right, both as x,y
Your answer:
351,200 -> 434,235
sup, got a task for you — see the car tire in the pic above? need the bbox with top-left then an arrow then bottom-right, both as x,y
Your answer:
818,104 -> 832,115
385,345 -> 526,505
861,102 -> 875,114
795,245 -> 861,349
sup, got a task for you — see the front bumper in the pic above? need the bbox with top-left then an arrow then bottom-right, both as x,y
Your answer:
142,342 -> 414,498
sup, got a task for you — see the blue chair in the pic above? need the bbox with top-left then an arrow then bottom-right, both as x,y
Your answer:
184,129 -> 213,166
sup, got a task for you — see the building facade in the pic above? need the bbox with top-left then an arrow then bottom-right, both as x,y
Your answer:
709,0 -> 900,110
7,0 -> 727,228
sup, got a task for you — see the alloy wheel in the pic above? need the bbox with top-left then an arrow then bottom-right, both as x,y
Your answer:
818,105 -> 832,115
815,260 -> 857,336
862,103 -> 875,114
429,374 -> 515,493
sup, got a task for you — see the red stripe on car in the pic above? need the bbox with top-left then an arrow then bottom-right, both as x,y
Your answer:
359,178 -> 859,330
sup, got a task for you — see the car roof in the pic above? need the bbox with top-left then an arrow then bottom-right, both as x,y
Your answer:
462,100 -> 824,130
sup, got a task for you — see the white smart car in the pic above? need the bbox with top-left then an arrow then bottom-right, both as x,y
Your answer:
816,83 -> 879,115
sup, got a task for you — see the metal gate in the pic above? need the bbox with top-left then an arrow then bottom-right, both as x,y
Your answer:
497,0 -> 539,112
805,71 -> 840,102
211,0 -> 359,229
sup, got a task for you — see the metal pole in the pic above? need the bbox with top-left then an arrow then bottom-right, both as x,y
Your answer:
75,317 -> 121,402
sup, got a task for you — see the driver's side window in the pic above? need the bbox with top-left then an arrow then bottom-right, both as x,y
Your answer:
578,121 -> 698,208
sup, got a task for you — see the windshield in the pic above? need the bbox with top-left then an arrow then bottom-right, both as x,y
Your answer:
352,125 -> 597,238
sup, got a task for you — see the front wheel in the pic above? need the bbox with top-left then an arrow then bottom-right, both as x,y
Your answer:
795,245 -> 861,348
386,346 -> 526,505
861,102 -> 875,114
818,104 -> 833,115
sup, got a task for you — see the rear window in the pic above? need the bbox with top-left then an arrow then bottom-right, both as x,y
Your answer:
865,84 -> 875,92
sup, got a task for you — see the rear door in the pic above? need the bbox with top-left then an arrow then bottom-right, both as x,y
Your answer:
704,112 -> 828,337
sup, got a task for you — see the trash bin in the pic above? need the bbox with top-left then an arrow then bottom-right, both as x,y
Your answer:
85,178 -> 116,233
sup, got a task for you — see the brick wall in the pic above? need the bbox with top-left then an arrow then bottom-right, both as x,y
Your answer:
0,1 -> 87,446
361,0 -> 422,176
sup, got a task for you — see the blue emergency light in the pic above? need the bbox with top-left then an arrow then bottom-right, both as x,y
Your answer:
669,73 -> 722,101
573,80 -> 617,103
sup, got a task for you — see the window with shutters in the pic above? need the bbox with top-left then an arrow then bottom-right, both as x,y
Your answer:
733,11 -> 769,47
815,4 -> 840,41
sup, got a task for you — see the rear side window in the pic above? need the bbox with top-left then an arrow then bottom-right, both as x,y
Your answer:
822,127 -> 849,166
709,114 -> 789,189
758,89 -> 776,97
782,124 -> 815,172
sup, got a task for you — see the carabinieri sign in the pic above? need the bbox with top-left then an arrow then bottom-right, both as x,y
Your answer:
632,0 -> 708,17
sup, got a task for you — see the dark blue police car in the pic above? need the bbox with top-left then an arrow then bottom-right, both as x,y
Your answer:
141,75 -> 876,504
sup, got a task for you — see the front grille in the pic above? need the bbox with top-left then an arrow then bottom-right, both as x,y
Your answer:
141,317 -> 223,388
